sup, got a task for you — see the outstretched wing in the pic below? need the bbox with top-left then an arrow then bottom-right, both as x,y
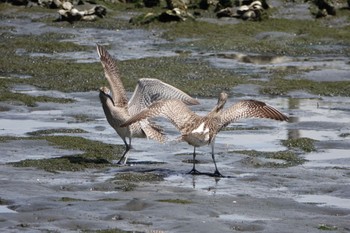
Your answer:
122,99 -> 200,133
128,78 -> 199,116
219,99 -> 288,129
96,44 -> 128,107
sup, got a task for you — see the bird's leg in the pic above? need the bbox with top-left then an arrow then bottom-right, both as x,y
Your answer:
116,138 -> 130,165
122,137 -> 132,164
128,136 -> 134,150
188,147 -> 201,175
211,142 -> 224,177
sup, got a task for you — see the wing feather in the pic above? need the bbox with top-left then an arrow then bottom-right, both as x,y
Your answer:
219,100 -> 288,128
128,78 -> 199,116
122,99 -> 199,132
96,44 -> 128,106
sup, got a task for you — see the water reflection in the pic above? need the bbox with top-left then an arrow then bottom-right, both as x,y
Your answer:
191,175 -> 221,191
216,53 -> 290,65
287,98 -> 300,140
296,195 -> 350,209
285,97 -> 350,142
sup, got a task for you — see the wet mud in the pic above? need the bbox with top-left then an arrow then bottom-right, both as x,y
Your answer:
1,91 -> 350,232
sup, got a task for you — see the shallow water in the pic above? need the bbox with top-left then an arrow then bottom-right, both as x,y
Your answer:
0,206 -> 16,214
296,195 -> 350,209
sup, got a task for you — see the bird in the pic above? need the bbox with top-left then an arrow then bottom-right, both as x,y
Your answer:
121,92 -> 289,177
96,44 -> 200,164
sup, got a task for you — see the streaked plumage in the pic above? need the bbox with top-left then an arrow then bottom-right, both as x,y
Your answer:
97,44 -> 199,164
121,92 -> 288,176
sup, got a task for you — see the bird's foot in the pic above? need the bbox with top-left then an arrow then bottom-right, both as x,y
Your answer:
212,170 -> 224,178
115,159 -> 128,166
187,168 -> 202,175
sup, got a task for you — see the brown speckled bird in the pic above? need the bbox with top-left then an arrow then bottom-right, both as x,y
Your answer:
121,92 -> 288,176
97,44 -> 199,164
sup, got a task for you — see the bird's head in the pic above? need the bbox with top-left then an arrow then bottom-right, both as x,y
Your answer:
217,92 -> 228,110
99,86 -> 114,105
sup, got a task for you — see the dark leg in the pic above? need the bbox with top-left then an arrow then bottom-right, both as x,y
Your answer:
117,138 -> 130,165
211,143 -> 224,177
188,147 -> 201,175
122,137 -> 132,164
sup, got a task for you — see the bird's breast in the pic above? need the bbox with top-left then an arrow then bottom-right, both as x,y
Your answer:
183,122 -> 211,147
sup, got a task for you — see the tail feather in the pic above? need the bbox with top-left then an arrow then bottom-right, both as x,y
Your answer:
140,120 -> 166,143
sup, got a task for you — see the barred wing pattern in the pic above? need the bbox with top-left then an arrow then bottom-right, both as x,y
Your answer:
96,44 -> 128,107
122,99 -> 200,132
128,79 -> 199,116
219,99 -> 289,129
120,94 -> 288,176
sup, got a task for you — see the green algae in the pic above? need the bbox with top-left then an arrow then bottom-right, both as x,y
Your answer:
157,199 -> 193,204
157,18 -> 350,55
0,54 -> 104,92
88,229 -> 133,233
12,155 -> 110,172
119,55 -> 245,97
2,32 -> 87,53
70,114 -> 95,123
9,135 -> 124,172
237,150 -> 307,167
235,138 -> 316,168
339,133 -> 350,138
113,172 -> 164,182
109,172 -> 164,192
0,91 -> 74,107
0,78 -> 74,107
0,136 -> 19,142
59,197 -> 120,202
98,198 -> 121,201
317,224 -> 338,231
0,32 -> 105,93
27,128 -> 87,136
129,220 -> 153,226
110,181 -> 137,192
281,137 -> 317,152
260,77 -> 350,97
59,197 -> 87,202
0,198 -> 10,205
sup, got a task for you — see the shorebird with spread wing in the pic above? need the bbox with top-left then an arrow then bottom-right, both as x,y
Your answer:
97,44 -> 199,164
121,92 -> 288,176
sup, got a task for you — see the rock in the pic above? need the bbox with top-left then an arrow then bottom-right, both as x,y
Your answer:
236,4 -> 249,14
308,0 -> 336,18
199,0 -> 219,10
216,0 -> 266,20
129,13 -> 159,25
241,9 -> 256,20
158,7 -> 194,22
5,0 -> 29,6
165,0 -> 188,10
216,7 -> 236,17
130,6 -> 194,24
56,2 -> 107,22
143,0 -> 160,8
62,1 -> 73,10
129,12 -> 159,24
235,0 -> 269,9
